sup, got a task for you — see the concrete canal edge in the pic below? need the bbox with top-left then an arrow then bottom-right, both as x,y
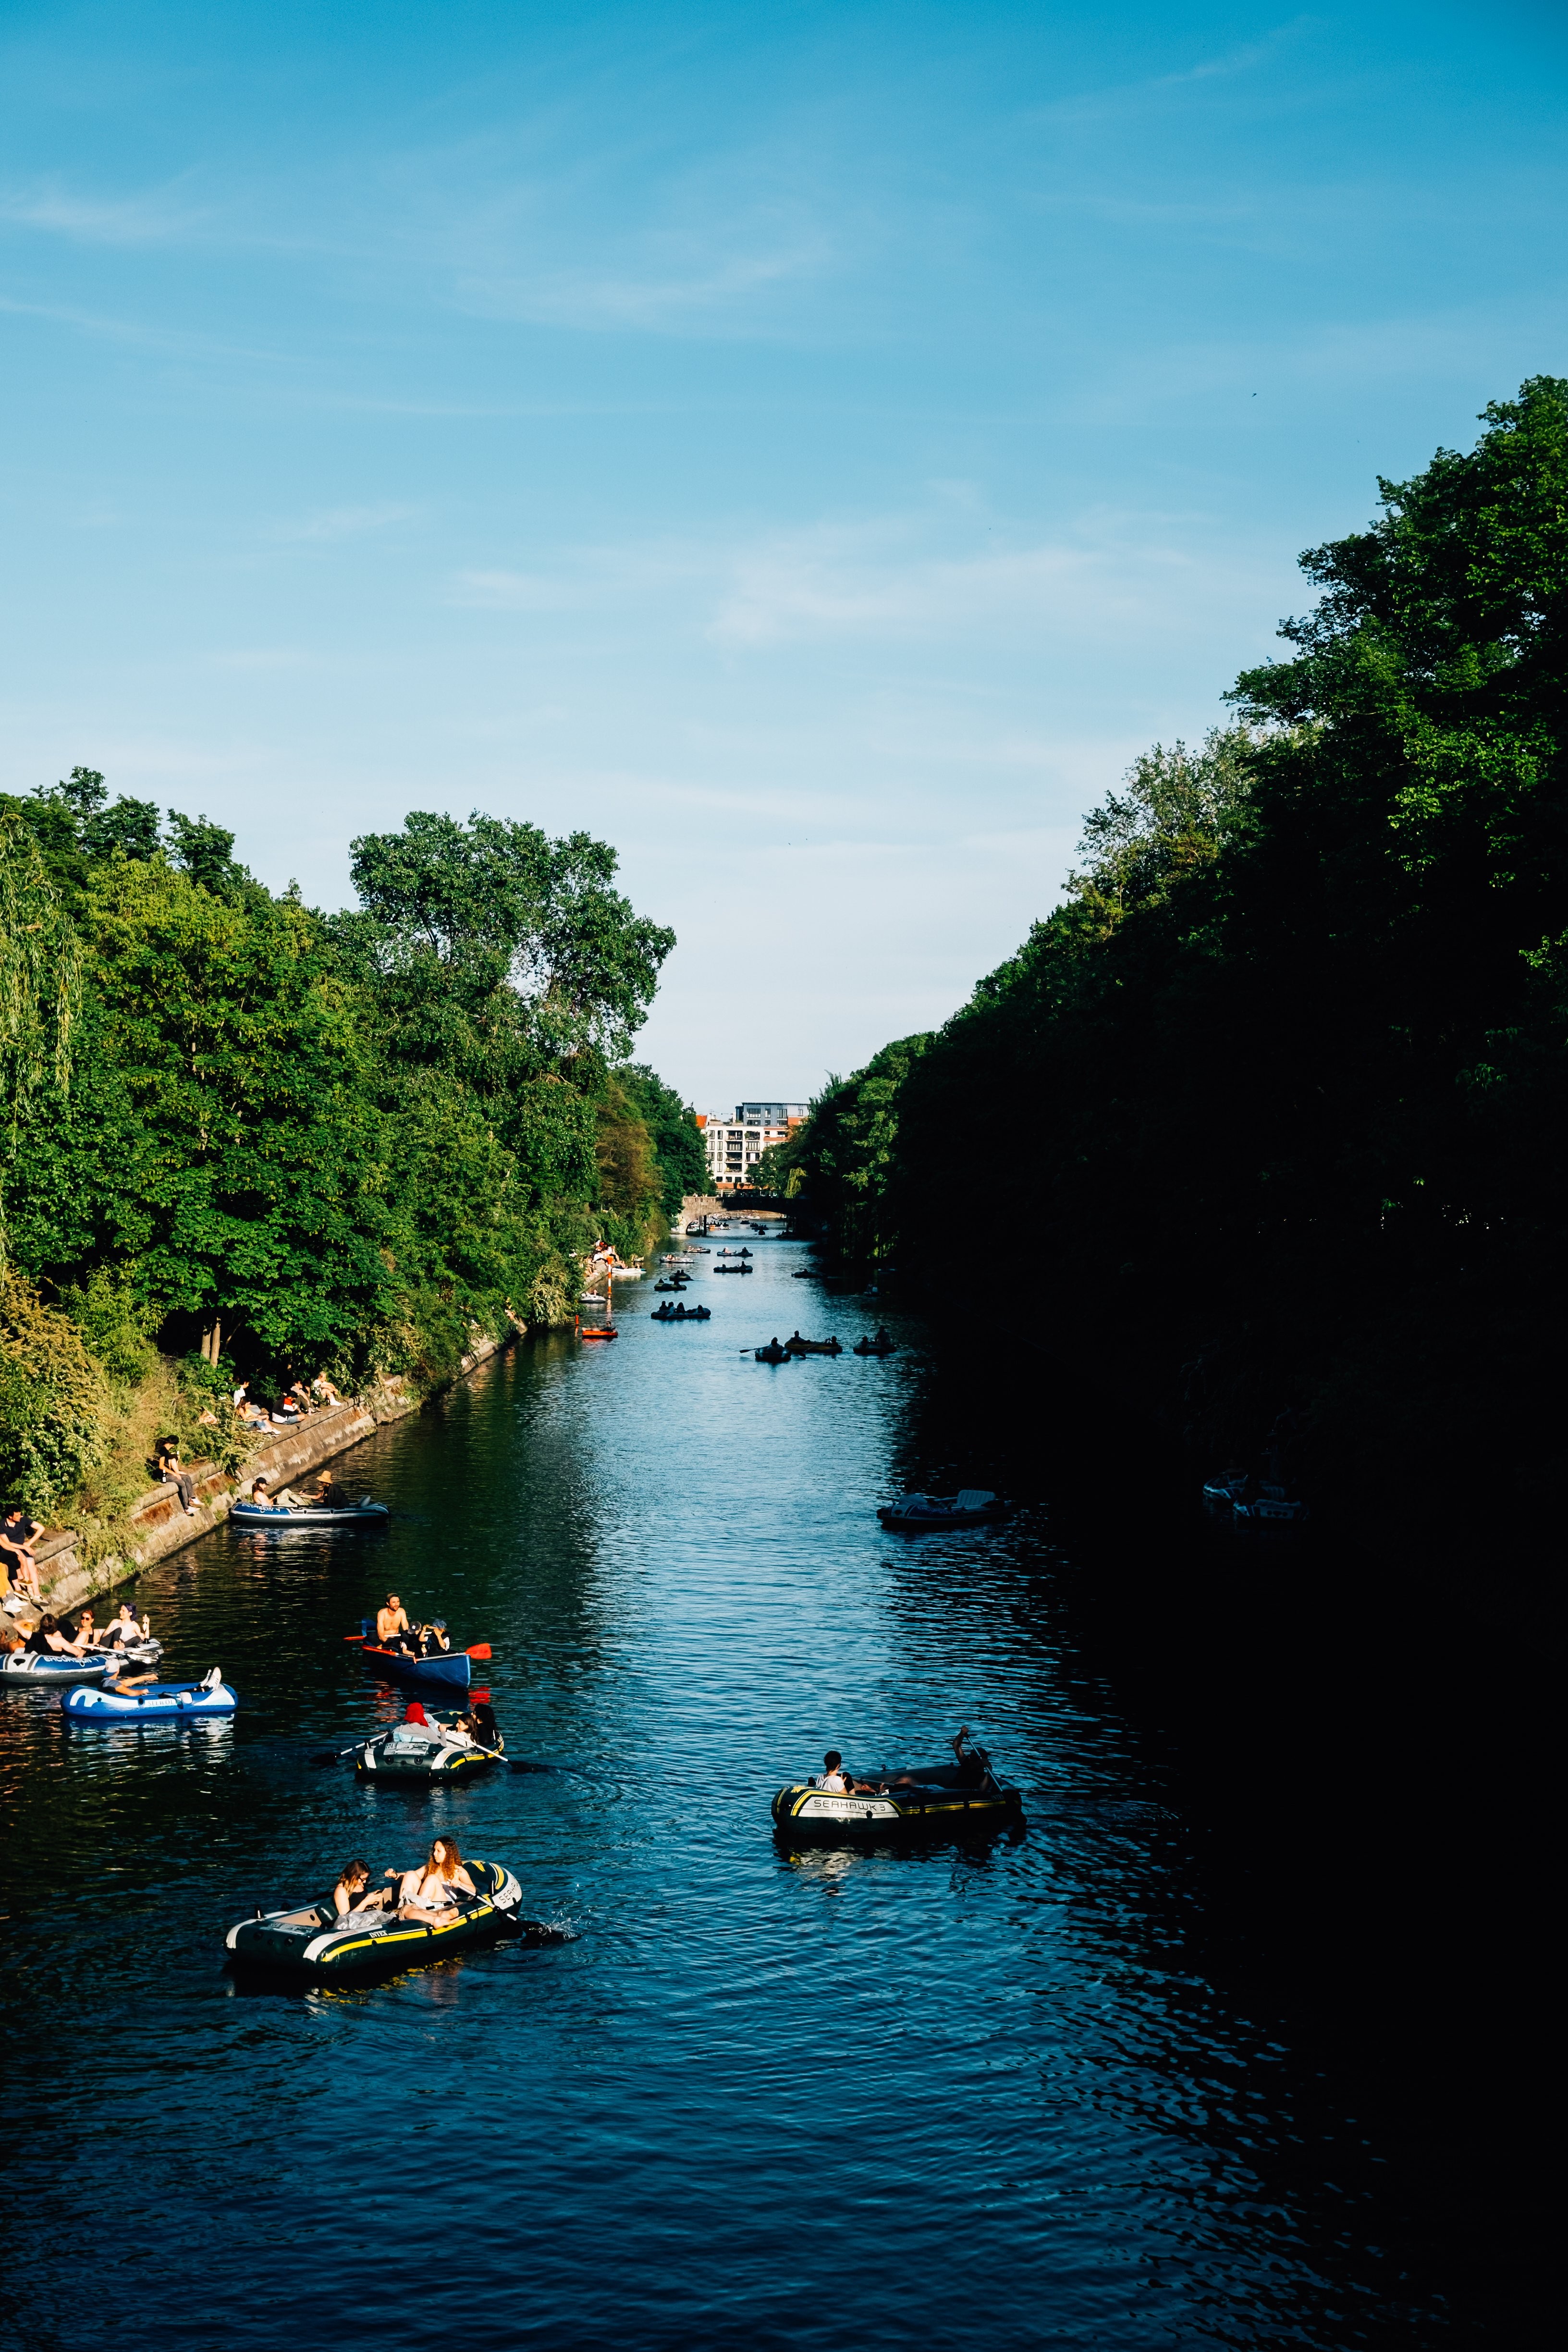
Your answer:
31,1326 -> 517,1615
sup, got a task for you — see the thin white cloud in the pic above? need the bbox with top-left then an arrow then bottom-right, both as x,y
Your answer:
442,506 -> 1281,654
0,176 -> 212,245
270,503 -> 419,543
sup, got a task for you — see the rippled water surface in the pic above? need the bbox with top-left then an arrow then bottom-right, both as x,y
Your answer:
2,1244 -> 1502,2347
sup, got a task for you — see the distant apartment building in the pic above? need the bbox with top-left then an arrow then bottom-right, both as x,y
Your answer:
695,1102 -> 809,1189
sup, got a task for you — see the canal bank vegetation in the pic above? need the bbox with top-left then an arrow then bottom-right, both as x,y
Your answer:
782,378 -> 1568,1534
0,792 -> 700,1521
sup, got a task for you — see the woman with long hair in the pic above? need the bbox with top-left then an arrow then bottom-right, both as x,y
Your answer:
393,1837 -> 477,1920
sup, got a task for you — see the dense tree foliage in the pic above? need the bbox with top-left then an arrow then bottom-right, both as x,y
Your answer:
0,789 -> 690,1510
790,381 -> 1568,1527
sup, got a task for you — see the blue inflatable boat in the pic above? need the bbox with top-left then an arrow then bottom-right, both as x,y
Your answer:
64,1675 -> 238,1721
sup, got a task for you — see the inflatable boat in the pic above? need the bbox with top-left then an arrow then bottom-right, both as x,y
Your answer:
64,1674 -> 238,1720
754,1342 -> 794,1363
355,1718 -> 500,1780
3,1650 -> 112,1684
876,1489 -> 1010,1530
226,1859 -> 525,1976
651,1302 -> 710,1321
772,1752 -> 1024,1842
231,1498 -> 389,1528
355,1630 -> 473,1693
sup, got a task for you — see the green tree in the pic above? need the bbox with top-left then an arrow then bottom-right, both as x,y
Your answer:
616,1064 -> 708,1217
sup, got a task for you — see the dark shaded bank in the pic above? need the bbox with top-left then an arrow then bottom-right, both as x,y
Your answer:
893,1324 -> 1554,2343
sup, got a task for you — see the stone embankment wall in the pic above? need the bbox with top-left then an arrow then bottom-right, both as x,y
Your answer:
32,1328 -> 514,1615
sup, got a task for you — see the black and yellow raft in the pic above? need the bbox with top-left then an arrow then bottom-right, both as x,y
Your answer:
772,1755 -> 1024,1842
226,1860 -> 524,1976
354,1719 -> 500,1780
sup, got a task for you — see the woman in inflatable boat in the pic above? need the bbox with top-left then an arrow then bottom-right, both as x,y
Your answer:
391,1837 -> 477,1920
331,1858 -> 396,1921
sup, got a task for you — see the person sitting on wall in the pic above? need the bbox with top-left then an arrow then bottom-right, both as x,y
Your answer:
0,1508 -> 43,1605
155,1439 -> 199,1517
233,1382 -> 270,1430
310,1373 -> 343,1407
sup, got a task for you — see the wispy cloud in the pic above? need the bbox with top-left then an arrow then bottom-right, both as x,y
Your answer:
0,175 -> 212,246
270,503 -> 419,543
441,502 -> 1280,657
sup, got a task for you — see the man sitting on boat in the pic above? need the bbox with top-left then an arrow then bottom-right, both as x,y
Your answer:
377,1594 -> 413,1651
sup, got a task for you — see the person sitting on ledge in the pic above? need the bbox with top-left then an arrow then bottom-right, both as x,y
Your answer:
155,1439 -> 199,1517
0,1507 -> 43,1606
233,1382 -> 270,1430
311,1372 -> 343,1407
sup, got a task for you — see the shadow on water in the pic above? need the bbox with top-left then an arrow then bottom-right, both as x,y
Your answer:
1,1246 -> 1547,2348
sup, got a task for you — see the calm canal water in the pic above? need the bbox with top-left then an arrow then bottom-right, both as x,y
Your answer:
1,1240 -> 1511,2348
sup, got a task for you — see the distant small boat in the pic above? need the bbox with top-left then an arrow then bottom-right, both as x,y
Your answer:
785,1335 -> 842,1356
651,1303 -> 710,1322
877,1490 -> 1009,1531
714,1262 -> 753,1274
715,1248 -> 752,1259
853,1334 -> 896,1356
754,1342 -> 794,1364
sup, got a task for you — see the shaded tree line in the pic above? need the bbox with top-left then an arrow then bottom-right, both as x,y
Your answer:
0,784 -> 702,1513
779,381 -> 1568,1531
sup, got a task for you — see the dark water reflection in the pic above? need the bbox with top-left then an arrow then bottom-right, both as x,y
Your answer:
1,1244 -> 1517,2347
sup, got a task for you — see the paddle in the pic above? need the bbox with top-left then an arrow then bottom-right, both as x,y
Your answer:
343,1633 -> 491,1658
308,1736 -> 373,1765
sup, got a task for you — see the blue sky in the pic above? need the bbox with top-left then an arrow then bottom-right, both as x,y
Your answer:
2,0 -> 1564,1106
